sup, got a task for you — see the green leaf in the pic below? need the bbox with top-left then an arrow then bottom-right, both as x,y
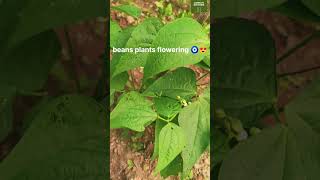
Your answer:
302,0 -> 320,16
110,91 -> 157,131
155,122 -> 186,173
0,30 -> 60,93
151,120 -> 167,159
144,67 -> 197,99
0,95 -> 108,179
144,18 -> 209,79
110,21 -> 122,48
213,0 -> 285,18
111,4 -> 141,18
219,124 -> 320,180
111,18 -> 163,78
219,78 -> 320,180
0,89 -> 14,142
178,96 -> 210,177
160,155 -> 183,178
213,18 -> 277,127
154,97 -> 181,118
0,0 -> 107,48
272,0 -> 320,23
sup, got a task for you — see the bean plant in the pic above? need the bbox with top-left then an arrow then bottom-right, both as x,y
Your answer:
110,4 -> 210,179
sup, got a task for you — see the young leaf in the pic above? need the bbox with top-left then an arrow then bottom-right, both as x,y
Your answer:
110,91 -> 157,132
111,18 -> 163,78
111,5 -> 141,18
110,20 -> 122,48
144,18 -> 209,79
151,120 -> 167,159
154,97 -> 181,118
144,67 -> 197,99
0,30 -> 60,93
213,18 -> 277,127
212,0 -> 285,18
178,96 -> 210,177
0,95 -> 108,179
155,123 -> 186,173
110,72 -> 128,105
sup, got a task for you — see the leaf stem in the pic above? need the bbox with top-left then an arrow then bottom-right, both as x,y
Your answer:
277,31 -> 320,64
64,26 -> 81,92
278,64 -> 320,78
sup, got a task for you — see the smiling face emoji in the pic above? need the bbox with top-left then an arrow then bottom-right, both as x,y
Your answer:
200,47 -> 207,53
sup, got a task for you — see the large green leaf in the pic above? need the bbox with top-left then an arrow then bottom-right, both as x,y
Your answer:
213,0 -> 285,18
155,122 -> 186,173
219,78 -> 320,180
272,0 -> 320,23
144,67 -> 197,99
110,91 -> 157,131
0,95 -> 108,179
111,5 -> 141,18
213,18 -> 277,127
178,95 -> 210,177
144,18 -> 209,79
111,18 -> 163,78
302,0 -> 320,16
0,30 -> 60,93
0,0 -> 107,48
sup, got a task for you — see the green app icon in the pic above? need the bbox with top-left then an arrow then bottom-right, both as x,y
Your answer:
191,0 -> 208,13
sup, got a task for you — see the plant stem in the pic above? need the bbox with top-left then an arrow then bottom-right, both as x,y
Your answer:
196,72 -> 209,82
157,115 -> 169,122
277,31 -> 320,64
278,64 -> 320,78
64,26 -> 81,92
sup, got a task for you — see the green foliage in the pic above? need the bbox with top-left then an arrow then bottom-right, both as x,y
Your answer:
0,0 -> 108,179
144,18 -> 209,79
111,18 -> 163,78
110,91 -> 158,131
111,8 -> 210,178
213,18 -> 277,127
179,96 -> 210,177
111,4 -> 141,18
155,122 -> 186,173
0,95 -> 108,179
144,67 -> 197,99
213,3 -> 320,178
